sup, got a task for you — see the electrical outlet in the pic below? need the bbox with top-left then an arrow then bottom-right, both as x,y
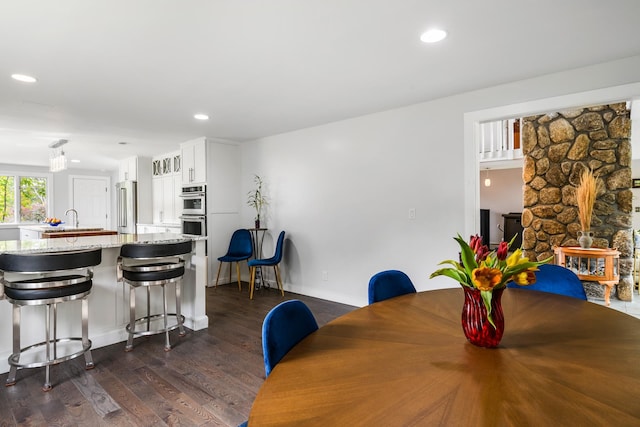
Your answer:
409,208 -> 416,219
322,271 -> 328,281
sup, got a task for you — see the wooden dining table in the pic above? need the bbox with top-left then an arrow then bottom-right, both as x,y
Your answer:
248,288 -> 640,426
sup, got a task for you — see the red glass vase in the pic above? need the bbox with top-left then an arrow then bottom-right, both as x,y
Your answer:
461,286 -> 504,348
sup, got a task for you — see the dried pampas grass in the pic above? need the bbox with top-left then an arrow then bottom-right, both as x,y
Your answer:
576,168 -> 602,231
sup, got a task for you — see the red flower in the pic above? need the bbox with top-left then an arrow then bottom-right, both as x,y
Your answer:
496,241 -> 509,261
469,234 -> 490,263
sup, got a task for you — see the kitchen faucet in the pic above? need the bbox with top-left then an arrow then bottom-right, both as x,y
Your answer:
65,208 -> 79,228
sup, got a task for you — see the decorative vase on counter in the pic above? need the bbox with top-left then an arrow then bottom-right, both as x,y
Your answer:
461,287 -> 505,348
577,230 -> 593,249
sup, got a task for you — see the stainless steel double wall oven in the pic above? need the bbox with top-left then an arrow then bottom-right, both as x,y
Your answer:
179,184 -> 206,236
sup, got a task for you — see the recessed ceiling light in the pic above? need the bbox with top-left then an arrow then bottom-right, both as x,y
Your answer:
11,73 -> 37,83
194,114 -> 209,121
420,29 -> 447,43
71,159 -> 80,163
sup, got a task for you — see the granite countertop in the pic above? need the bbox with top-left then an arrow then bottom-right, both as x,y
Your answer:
0,233 -> 206,254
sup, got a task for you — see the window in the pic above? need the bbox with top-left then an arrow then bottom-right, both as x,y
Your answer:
0,173 -> 50,224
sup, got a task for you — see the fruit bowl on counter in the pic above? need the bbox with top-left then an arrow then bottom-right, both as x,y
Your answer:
43,217 -> 64,227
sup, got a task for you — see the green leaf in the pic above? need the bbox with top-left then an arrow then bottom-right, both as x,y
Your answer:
454,234 -> 477,277
481,290 -> 496,329
430,268 -> 469,285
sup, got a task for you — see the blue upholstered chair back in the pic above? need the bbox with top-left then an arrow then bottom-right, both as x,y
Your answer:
506,263 -> 587,300
368,270 -> 417,304
262,299 -> 318,377
272,231 -> 285,264
226,229 -> 253,259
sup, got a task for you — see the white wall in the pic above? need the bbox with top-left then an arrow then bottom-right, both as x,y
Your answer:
240,55 -> 640,307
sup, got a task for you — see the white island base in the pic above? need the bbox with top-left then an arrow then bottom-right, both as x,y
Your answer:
0,233 -> 208,374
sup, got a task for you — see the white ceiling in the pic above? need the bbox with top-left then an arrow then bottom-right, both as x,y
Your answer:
1,0 -> 640,171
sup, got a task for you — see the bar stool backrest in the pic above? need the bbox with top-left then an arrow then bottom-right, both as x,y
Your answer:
120,240 -> 193,260
0,249 -> 102,274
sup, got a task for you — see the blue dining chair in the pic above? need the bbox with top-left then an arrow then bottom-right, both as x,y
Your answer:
215,229 -> 253,291
249,231 -> 286,300
506,263 -> 587,300
262,299 -> 318,377
368,270 -> 417,304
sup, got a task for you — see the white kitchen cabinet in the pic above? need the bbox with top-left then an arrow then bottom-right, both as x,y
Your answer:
152,150 -> 181,226
19,228 -> 40,240
118,156 -> 138,181
137,224 -> 180,234
181,138 -> 207,184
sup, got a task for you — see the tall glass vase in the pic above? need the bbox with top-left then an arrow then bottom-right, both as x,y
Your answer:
461,287 -> 504,348
577,230 -> 593,249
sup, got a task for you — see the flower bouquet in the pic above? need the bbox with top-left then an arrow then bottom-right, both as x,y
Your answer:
430,234 -> 551,347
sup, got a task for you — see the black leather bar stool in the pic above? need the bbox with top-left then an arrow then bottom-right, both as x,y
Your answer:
0,248 -> 102,391
117,240 -> 193,352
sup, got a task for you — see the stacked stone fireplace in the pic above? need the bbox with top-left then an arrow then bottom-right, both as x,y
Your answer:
521,102 -> 633,301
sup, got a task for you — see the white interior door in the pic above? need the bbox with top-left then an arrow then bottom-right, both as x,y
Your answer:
70,175 -> 110,228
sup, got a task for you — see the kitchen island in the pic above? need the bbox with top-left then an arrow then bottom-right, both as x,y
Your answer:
19,224 -> 118,239
0,233 -> 208,374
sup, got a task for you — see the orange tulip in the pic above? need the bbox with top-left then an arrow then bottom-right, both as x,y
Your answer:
472,267 -> 502,291
512,268 -> 537,286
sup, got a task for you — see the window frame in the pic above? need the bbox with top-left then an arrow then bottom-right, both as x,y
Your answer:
0,170 -> 53,227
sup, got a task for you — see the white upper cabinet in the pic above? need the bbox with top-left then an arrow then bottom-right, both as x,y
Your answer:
181,138 -> 207,184
118,156 -> 138,181
152,150 -> 181,178
152,150 -> 181,225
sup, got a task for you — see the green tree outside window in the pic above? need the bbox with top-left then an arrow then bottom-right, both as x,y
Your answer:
0,174 -> 48,224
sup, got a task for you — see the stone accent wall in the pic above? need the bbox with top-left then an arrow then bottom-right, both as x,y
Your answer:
521,103 -> 633,301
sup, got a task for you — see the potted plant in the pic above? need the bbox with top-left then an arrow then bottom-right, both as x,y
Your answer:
247,174 -> 268,228
576,168 -> 602,248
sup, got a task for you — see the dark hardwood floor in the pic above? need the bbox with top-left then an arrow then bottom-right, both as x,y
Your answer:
0,283 -> 355,426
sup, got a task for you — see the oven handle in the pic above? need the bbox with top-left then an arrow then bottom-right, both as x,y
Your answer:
179,192 -> 206,198
180,215 -> 207,221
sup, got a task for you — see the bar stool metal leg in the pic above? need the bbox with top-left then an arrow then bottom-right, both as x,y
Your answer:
44,304 -> 52,391
82,298 -> 94,369
176,280 -> 185,337
146,287 -> 151,333
163,284 -> 170,351
5,305 -> 19,387
125,286 -> 136,352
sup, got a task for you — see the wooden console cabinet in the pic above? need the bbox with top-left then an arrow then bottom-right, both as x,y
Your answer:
553,246 -> 620,306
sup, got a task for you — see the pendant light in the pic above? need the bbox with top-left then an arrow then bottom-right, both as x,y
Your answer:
49,139 -> 68,172
484,169 -> 491,187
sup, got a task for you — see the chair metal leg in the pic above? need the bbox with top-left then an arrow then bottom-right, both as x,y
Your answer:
215,261 -> 222,287
82,297 -> 94,369
125,286 -> 135,351
274,265 -> 284,296
236,262 -> 242,291
5,305 -> 20,387
250,266 -> 256,300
